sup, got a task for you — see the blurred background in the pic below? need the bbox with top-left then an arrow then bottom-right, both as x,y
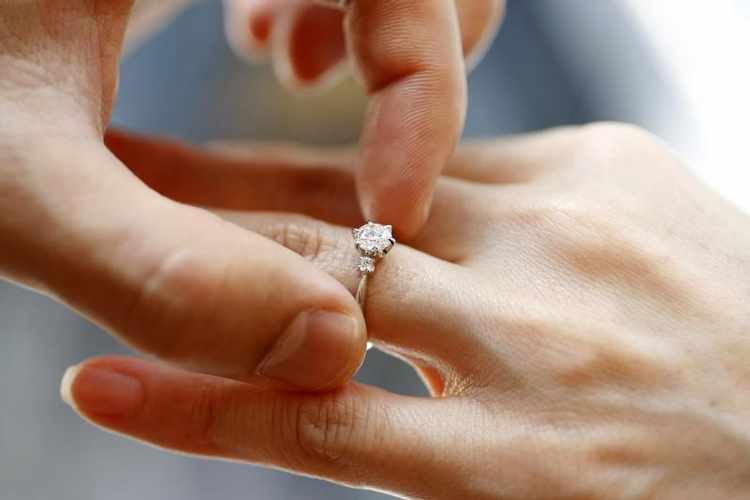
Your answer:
2,1 -> 749,499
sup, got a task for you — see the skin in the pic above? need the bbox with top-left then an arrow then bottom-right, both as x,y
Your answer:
64,124 -> 750,499
5,2 -> 750,498
0,1 -> 502,390
222,0 -> 505,234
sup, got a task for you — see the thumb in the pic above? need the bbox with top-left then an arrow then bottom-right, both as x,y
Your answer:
3,141 -> 366,390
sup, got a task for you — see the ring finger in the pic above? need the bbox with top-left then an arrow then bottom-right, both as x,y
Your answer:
105,131 -> 494,369
217,210 -> 482,371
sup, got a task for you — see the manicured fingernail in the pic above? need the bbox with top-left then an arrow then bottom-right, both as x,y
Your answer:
60,365 -> 80,408
257,310 -> 363,390
60,365 -> 144,417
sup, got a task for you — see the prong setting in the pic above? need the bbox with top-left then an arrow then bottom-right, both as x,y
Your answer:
352,222 -> 396,271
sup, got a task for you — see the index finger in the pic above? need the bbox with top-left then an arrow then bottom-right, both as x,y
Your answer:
345,0 -> 467,239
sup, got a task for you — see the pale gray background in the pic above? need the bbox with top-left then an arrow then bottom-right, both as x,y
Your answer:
0,1 -> 685,499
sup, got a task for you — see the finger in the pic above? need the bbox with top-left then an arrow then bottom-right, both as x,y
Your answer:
128,119 -> 519,198
272,2 -> 348,90
346,0 -> 467,239
61,356 -> 472,496
455,0 -> 505,70
214,211 -> 484,371
223,0 -> 502,237
313,0 -> 506,70
105,129 -> 363,226
223,0 -> 282,61
7,142 -> 367,391
105,130 -> 478,262
206,136 -> 534,188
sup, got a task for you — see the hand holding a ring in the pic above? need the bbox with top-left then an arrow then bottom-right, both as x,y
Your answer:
0,0 -> 502,392
65,124 -> 750,499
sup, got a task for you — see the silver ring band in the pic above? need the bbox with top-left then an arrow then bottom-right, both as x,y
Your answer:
352,222 -> 394,350
352,222 -> 396,314
356,274 -> 369,311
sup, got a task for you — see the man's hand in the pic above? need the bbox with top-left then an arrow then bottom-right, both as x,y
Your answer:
0,0 -> 367,390
223,0 -> 505,237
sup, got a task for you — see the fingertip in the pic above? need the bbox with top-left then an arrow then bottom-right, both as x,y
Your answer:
358,161 -> 437,240
223,0 -> 274,62
60,359 -> 145,419
336,311 -> 369,387
456,0 -> 506,71
289,5 -> 346,85
257,308 -> 367,391
362,192 -> 432,240
272,4 -> 348,92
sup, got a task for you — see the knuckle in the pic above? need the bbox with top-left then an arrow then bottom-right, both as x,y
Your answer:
269,218 -> 336,262
508,189 -> 629,253
292,388 -> 370,472
264,217 -> 354,276
570,122 -> 675,172
575,121 -> 655,147
275,220 -> 325,260
185,382 -> 225,451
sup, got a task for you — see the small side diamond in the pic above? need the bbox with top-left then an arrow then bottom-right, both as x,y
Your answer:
358,256 -> 375,274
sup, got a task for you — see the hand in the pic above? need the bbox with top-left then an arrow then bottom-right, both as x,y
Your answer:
222,0 -> 506,236
1,0 -> 503,390
64,124 -> 750,499
0,1 -> 366,391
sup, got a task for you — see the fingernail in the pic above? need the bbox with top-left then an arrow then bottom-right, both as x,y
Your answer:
257,310 -> 363,390
60,365 -> 144,417
249,12 -> 272,44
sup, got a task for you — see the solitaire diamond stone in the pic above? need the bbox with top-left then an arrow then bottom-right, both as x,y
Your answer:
353,222 -> 395,256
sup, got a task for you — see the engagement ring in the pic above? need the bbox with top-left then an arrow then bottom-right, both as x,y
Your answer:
352,222 -> 396,313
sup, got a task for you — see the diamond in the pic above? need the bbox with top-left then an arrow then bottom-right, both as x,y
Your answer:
353,222 -> 394,256
358,256 -> 375,274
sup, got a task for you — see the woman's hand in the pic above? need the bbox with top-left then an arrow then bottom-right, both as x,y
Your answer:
65,124 -> 750,499
222,0 -> 505,236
